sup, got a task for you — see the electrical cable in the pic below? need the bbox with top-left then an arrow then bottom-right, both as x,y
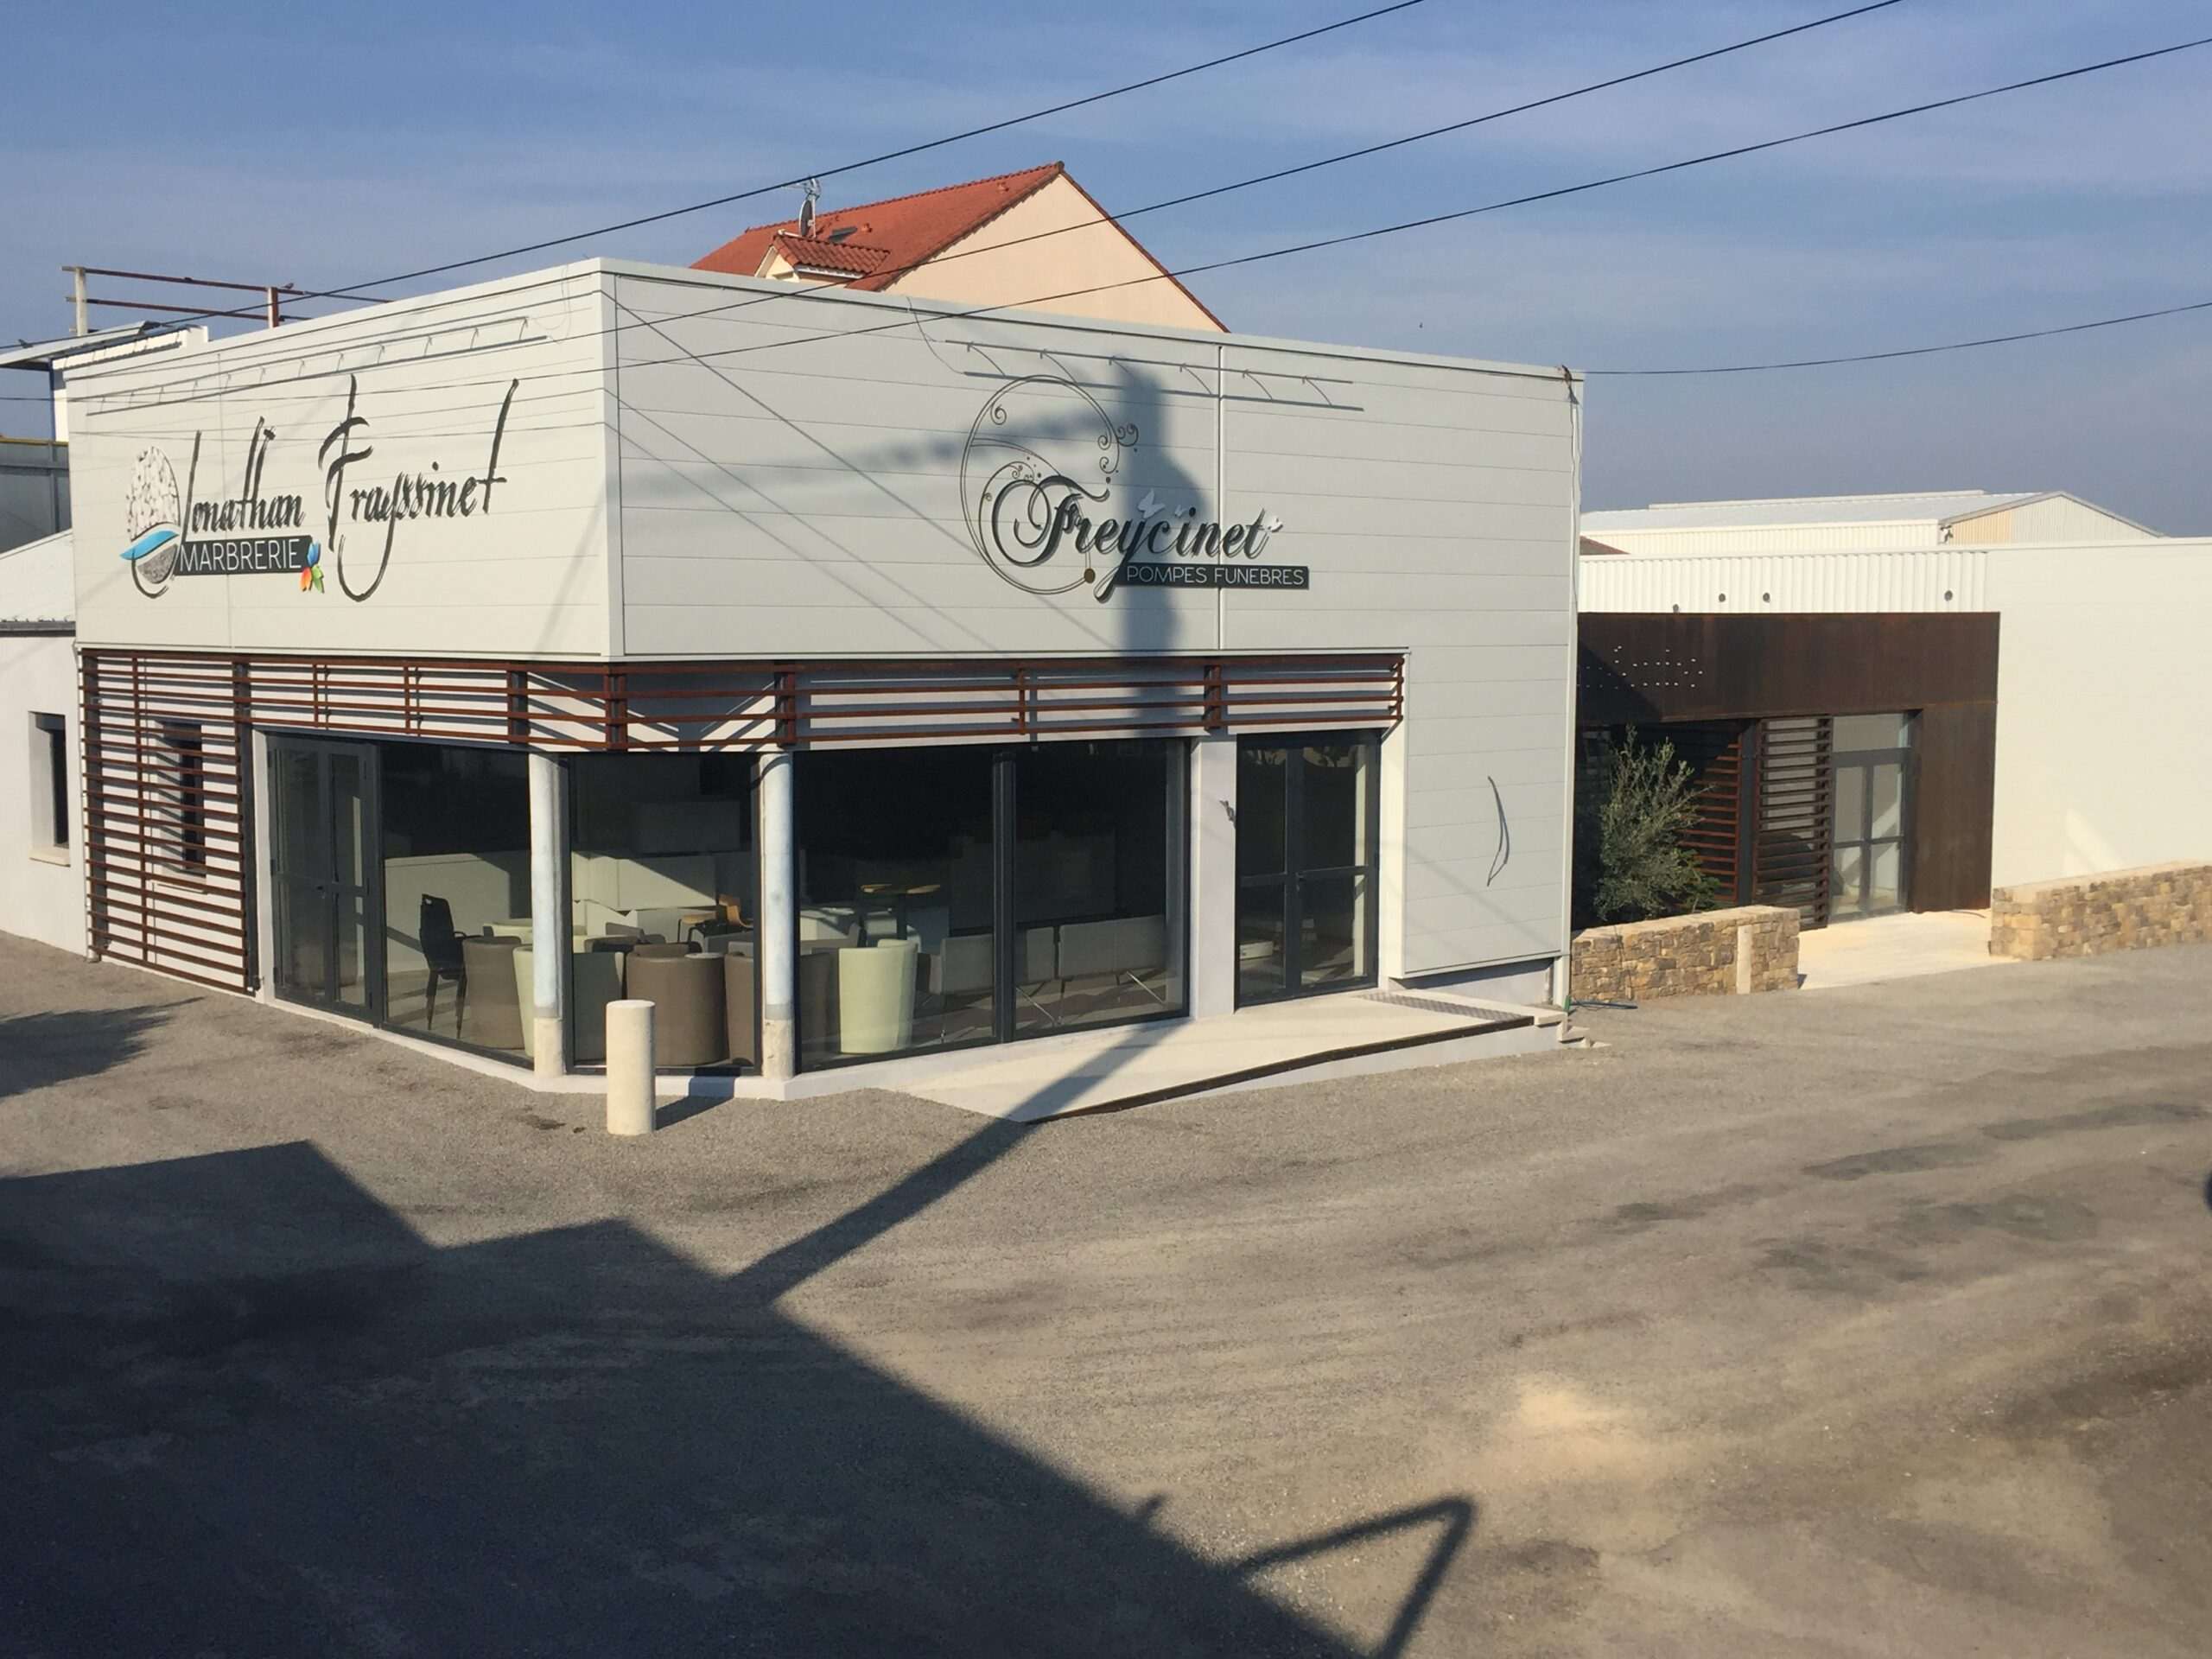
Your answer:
72,30 -> 2212,418
63,1 -> 1924,415
1587,296 -> 2212,375
137,0 -> 1433,332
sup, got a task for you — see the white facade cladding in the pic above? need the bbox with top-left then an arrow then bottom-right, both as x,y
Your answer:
51,259 -> 1580,1074
1580,489 -> 2157,558
1576,537 -> 2212,890
1580,547 -> 1990,614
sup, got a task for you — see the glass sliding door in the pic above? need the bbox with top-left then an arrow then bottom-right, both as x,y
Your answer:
1236,734 -> 1379,1005
798,746 -> 998,1066
1011,741 -> 1185,1035
569,753 -> 758,1069
378,742 -> 531,1058
793,739 -> 1189,1070
1829,713 -> 1915,921
270,737 -> 378,1019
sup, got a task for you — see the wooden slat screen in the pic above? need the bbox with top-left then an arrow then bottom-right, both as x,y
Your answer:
1661,721 -> 1747,899
83,651 -> 1403,754
81,651 -> 256,993
1752,715 -> 1834,927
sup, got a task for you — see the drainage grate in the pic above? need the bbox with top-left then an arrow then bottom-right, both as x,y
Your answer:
1363,991 -> 1529,1024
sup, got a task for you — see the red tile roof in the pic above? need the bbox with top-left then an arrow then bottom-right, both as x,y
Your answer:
766,232 -> 892,277
695,162 -> 1066,293
690,162 -> 1225,328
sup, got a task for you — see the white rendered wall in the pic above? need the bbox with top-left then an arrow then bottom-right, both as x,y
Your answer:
1984,542 -> 2212,886
0,633 -> 86,954
0,530 -> 74,624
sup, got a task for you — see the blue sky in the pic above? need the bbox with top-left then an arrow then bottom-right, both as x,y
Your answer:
5,1 -> 2208,529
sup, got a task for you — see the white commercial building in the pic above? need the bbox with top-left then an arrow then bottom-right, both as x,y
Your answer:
29,258 -> 1580,1097
1580,495 -> 2208,893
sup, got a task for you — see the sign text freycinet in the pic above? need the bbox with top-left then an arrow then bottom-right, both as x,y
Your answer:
960,375 -> 1306,601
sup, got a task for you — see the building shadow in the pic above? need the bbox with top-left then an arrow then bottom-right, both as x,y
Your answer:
0,1141 -> 1471,1656
0,1000 -> 188,1103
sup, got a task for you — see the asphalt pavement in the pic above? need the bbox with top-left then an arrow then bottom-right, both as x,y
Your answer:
2,936 -> 2208,1656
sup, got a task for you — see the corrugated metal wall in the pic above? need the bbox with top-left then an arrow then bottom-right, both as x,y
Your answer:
1578,549 -> 1989,614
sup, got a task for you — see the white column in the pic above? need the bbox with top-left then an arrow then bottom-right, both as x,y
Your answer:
1188,734 -> 1239,1020
1376,721 -> 1408,986
757,749 -> 797,1078
527,751 -> 568,1076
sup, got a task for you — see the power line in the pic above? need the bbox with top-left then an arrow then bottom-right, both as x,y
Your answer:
536,32 -> 2212,388
1587,296 -> 2212,375
142,0 -> 1433,334
61,2 -> 1918,415
910,1 -> 1906,285
74,29 -> 2212,419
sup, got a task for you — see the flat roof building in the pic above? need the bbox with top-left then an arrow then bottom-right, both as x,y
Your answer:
1578,498 -> 2210,922
41,256 -> 1579,1102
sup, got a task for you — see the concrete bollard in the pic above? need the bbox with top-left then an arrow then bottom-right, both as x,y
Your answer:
605,999 -> 657,1136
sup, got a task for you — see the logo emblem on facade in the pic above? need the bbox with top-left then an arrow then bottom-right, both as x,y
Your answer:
958,375 -> 1305,602
118,378 -> 516,602
118,425 -> 322,597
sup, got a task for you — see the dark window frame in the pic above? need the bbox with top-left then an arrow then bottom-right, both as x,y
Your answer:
31,711 -> 67,852
794,740 -> 1192,1073
1234,730 -> 1384,1009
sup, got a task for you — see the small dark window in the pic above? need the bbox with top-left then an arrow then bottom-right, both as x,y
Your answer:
157,719 -> 208,875
825,226 -> 856,243
31,712 -> 67,852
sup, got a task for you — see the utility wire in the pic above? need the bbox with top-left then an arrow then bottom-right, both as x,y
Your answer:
74,29 -> 2212,416
139,0 -> 1432,333
64,2 -> 1915,413
539,32 -> 2212,387
885,1 -> 1906,285
1589,296 -> 2212,375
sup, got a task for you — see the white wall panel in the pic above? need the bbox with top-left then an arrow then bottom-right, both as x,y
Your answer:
65,268 -> 613,658
0,633 -> 84,954
1985,541 -> 2212,887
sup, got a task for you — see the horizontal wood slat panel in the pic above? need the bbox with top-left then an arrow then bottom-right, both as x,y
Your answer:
82,649 -> 256,995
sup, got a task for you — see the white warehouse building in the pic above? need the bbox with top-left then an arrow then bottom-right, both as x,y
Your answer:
1579,492 -> 2209,895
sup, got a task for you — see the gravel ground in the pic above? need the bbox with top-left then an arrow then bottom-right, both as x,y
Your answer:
3,937 -> 2209,1656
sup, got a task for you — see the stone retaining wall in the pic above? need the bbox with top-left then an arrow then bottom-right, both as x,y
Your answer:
1571,906 -> 1799,1002
1988,861 -> 2212,962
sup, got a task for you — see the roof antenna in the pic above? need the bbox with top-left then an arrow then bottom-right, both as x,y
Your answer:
798,178 -> 821,238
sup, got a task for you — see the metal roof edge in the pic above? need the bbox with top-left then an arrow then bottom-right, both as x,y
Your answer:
586,256 -> 1576,384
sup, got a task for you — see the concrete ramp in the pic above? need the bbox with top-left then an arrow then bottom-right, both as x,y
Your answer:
884,993 -> 1555,1122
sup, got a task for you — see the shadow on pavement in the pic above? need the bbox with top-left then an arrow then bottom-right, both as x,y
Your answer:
0,1001 -> 191,1103
0,1141 -> 1471,1656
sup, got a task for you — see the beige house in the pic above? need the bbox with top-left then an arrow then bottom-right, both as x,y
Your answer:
692,162 -> 1226,333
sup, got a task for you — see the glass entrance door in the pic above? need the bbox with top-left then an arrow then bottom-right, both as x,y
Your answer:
1829,713 -> 1914,921
270,737 -> 379,1016
1236,734 -> 1379,1005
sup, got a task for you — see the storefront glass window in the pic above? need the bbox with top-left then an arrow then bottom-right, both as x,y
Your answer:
569,754 -> 758,1069
378,743 -> 530,1058
1011,741 -> 1185,1035
798,747 -> 997,1065
1236,734 -> 1378,1005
